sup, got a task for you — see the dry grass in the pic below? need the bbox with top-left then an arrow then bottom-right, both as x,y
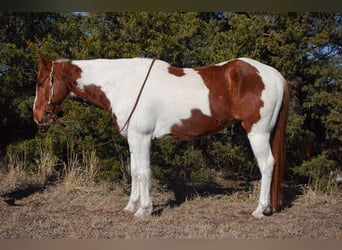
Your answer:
0,152 -> 341,239
59,150 -> 102,194
1,171 -> 341,239
3,149 -> 56,191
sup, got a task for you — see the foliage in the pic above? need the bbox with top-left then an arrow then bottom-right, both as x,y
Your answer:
0,12 -> 341,190
294,151 -> 336,192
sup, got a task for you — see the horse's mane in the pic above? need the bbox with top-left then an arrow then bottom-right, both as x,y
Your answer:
55,58 -> 71,63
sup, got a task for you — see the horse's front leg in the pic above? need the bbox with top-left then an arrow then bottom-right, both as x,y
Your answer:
123,155 -> 140,214
123,130 -> 153,217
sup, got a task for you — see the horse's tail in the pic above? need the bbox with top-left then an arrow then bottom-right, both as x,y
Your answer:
271,79 -> 290,211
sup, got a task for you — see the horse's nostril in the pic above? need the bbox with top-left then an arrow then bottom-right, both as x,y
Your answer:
42,112 -> 52,126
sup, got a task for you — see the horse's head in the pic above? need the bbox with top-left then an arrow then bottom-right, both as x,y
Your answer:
33,55 -> 74,126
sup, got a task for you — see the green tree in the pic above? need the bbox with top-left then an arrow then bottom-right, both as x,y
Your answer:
0,13 -> 60,155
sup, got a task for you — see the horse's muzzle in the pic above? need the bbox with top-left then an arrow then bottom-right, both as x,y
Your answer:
42,111 -> 55,126
34,111 -> 54,126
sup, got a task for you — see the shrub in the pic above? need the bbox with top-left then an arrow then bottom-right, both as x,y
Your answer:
293,150 -> 337,193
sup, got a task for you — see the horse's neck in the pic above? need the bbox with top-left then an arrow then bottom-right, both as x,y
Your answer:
72,58 -> 151,88
69,58 -> 152,116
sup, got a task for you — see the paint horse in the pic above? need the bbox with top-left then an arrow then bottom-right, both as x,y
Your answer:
33,55 -> 289,219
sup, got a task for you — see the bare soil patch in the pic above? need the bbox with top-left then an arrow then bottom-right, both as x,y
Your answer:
1,176 -> 341,239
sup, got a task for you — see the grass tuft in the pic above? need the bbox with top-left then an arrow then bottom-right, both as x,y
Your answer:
59,150 -> 104,194
3,148 -> 57,191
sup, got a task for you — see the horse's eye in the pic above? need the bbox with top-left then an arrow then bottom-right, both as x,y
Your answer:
37,82 -> 44,87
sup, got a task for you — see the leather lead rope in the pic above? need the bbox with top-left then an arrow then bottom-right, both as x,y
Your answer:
119,58 -> 156,133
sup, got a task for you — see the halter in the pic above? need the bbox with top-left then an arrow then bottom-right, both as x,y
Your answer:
48,61 -> 55,105
43,61 -> 56,121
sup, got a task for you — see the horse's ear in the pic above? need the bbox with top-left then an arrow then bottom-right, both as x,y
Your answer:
38,54 -> 51,68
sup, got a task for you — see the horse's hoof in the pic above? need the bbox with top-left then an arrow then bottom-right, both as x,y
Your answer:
262,206 -> 272,216
250,210 -> 264,220
120,209 -> 135,217
250,214 -> 263,220
134,207 -> 152,218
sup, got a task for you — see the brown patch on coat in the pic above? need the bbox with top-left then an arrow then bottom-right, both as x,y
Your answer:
168,66 -> 185,77
68,80 -> 119,131
170,59 -> 265,139
72,84 -> 120,131
170,109 -> 224,139
76,85 -> 111,111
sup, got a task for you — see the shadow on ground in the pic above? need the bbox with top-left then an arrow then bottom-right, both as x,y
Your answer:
1,184 -> 46,206
152,179 -> 304,216
0,175 -> 303,217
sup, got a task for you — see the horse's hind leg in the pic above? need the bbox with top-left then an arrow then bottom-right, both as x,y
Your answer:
124,130 -> 153,217
247,131 -> 274,219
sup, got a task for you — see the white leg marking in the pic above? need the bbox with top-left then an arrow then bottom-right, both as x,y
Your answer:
123,157 -> 139,213
248,132 -> 274,219
124,130 -> 153,217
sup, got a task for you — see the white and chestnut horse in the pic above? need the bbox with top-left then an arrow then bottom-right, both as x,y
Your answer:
33,55 -> 289,219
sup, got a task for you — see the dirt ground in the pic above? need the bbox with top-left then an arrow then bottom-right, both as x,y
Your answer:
0,177 -> 341,239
